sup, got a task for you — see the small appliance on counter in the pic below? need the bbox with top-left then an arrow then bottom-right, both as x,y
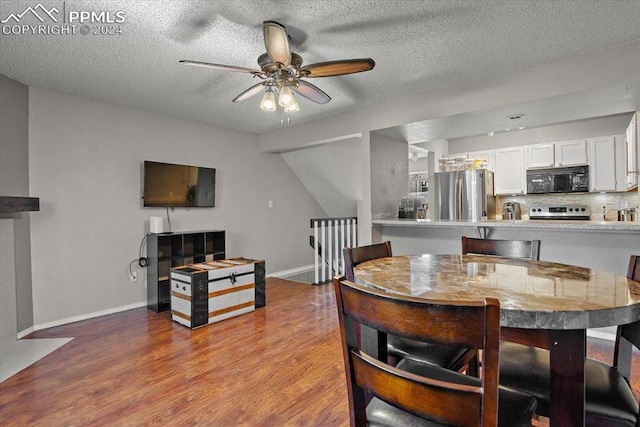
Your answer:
502,202 -> 522,220
529,205 -> 590,220
398,197 -> 426,219
617,207 -> 638,222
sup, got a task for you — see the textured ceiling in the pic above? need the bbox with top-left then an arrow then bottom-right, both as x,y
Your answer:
1,1 -> 640,135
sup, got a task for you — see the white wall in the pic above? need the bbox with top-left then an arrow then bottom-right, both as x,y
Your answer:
0,74 -> 34,333
280,137 -> 363,217
370,133 -> 409,217
28,88 -> 326,327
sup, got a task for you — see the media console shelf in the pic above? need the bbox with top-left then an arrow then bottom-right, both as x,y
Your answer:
147,229 -> 225,312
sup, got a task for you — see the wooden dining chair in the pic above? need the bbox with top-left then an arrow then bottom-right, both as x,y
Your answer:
333,275 -> 537,426
343,242 -> 477,374
499,254 -> 640,426
461,236 -> 541,260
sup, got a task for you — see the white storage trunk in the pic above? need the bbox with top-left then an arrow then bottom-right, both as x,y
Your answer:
170,258 -> 265,329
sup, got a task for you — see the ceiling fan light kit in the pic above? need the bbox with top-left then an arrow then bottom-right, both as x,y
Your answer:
180,20 -> 375,113
260,87 -> 276,111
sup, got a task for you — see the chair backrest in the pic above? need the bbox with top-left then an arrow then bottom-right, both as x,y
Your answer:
461,236 -> 541,260
333,274 -> 501,427
613,255 -> 640,379
343,241 -> 392,281
628,255 -> 640,282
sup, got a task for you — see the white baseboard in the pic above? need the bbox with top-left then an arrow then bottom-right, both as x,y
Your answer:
269,264 -> 314,278
28,302 -> 147,333
17,326 -> 35,339
18,267 -> 315,335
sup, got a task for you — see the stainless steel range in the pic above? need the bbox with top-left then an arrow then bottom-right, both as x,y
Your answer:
529,205 -> 590,220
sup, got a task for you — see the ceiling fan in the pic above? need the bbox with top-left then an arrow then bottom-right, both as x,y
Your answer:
180,21 -> 375,112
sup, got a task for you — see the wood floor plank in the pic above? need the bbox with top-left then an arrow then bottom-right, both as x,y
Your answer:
0,278 -> 349,426
1,277 -> 638,426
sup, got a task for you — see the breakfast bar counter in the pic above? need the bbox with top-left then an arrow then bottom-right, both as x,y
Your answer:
371,219 -> 640,285
372,218 -> 640,232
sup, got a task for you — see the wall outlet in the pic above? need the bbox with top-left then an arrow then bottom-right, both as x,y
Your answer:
268,200 -> 273,208
130,272 -> 137,282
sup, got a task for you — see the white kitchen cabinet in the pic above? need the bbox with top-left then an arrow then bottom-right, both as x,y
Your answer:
526,143 -> 554,168
494,147 -> 525,195
588,134 -> 633,192
554,139 -> 589,166
626,113 -> 639,189
588,136 -> 617,192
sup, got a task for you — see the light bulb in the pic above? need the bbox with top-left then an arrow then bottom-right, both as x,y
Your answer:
278,85 -> 294,107
284,97 -> 299,113
260,89 -> 276,111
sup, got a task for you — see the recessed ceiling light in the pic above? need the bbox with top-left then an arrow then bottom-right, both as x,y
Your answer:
518,126 -> 525,130
507,113 -> 525,120
488,131 -> 495,136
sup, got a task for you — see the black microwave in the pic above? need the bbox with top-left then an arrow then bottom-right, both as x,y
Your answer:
526,165 -> 589,194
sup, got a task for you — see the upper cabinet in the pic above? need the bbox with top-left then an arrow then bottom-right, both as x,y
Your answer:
494,147 -> 525,195
588,135 -> 617,192
626,113 -> 639,189
588,134 -> 634,192
526,143 -> 554,168
525,140 -> 589,168
554,139 -> 589,166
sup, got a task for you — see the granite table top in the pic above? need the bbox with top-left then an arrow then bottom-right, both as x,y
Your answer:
353,254 -> 640,330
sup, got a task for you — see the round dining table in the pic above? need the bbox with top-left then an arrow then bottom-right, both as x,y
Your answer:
353,253 -> 640,427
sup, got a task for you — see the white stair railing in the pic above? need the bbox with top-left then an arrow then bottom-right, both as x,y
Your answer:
310,217 -> 357,284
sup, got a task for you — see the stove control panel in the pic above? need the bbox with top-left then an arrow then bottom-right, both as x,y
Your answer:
529,205 -> 590,220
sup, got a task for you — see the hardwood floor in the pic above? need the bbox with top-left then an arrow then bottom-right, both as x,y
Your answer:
1,277 -> 638,426
0,278 -> 348,426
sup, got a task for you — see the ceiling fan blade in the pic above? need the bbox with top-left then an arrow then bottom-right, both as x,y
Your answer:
179,60 -> 265,77
263,21 -> 291,67
300,58 -> 375,78
232,82 -> 267,103
292,80 -> 331,104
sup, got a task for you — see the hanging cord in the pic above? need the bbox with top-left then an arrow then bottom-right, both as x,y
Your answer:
137,232 -> 150,268
128,232 -> 150,281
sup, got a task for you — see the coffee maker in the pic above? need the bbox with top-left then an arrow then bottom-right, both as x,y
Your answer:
503,202 -> 522,220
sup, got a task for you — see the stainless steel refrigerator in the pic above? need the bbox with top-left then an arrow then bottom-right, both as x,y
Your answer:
432,169 -> 495,221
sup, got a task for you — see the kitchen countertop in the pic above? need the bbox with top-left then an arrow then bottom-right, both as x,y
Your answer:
372,218 -> 640,232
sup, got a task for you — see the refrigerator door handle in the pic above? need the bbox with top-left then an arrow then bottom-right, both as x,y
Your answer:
456,174 -> 463,220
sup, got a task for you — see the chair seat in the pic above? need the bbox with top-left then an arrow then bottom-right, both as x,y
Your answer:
500,341 -> 639,426
387,335 -> 474,371
366,358 -> 537,427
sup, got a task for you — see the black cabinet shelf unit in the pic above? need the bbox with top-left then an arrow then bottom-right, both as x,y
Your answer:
147,229 -> 225,312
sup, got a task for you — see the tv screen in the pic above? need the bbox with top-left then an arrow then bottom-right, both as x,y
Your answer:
143,161 -> 216,207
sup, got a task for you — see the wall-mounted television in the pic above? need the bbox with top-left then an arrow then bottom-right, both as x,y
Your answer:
142,161 -> 216,207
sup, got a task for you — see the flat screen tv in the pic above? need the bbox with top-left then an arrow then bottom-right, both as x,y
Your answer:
143,161 -> 216,207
